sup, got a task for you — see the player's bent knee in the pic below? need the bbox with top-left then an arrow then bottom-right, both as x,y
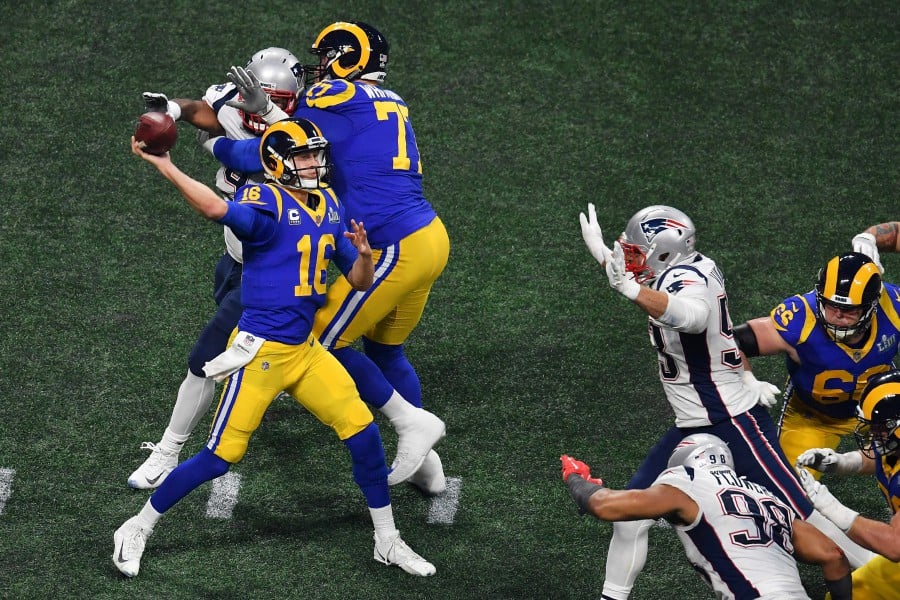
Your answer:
329,400 -> 375,440
363,338 -> 406,365
200,448 -> 232,478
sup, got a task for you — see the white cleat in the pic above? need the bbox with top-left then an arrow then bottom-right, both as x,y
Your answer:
112,516 -> 152,577
407,450 -> 446,495
387,410 -> 446,486
128,442 -> 179,489
374,533 -> 436,576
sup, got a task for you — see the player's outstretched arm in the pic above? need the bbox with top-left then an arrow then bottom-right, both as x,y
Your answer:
790,518 -> 852,600
131,137 -> 227,220
209,136 -> 265,173
560,456 -> 696,524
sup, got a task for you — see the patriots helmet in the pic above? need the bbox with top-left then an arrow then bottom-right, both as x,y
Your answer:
306,21 -> 389,84
667,433 -> 734,471
239,47 -> 305,135
259,118 -> 329,190
814,252 -> 882,342
855,370 -> 900,459
619,205 -> 697,284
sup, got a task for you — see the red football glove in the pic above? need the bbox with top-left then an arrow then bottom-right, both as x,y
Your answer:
560,454 -> 603,484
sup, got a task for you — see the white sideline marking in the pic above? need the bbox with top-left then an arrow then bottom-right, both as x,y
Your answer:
206,472 -> 242,519
0,468 -> 14,515
426,476 -> 461,524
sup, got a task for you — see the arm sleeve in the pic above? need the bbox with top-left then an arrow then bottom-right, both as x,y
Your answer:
217,201 -> 276,243
211,137 -> 265,173
656,294 -> 711,333
331,228 -> 358,275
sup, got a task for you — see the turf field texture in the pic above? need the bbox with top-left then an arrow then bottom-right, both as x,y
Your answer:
0,1 -> 896,598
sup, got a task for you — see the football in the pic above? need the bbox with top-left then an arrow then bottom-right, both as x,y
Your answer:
134,111 -> 178,155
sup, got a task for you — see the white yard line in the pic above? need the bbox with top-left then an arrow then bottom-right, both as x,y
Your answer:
0,468 -> 14,516
206,472 -> 242,519
426,476 -> 461,525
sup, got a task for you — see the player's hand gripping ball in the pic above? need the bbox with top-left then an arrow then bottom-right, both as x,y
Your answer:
134,111 -> 178,155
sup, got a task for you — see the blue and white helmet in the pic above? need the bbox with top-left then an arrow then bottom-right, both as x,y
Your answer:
619,205 -> 697,284
667,434 -> 734,471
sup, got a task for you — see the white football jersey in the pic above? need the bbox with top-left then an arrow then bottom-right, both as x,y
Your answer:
655,466 -> 810,600
202,82 -> 268,263
648,254 -> 757,427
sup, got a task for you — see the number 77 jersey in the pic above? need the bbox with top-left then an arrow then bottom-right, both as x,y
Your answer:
293,79 -> 437,248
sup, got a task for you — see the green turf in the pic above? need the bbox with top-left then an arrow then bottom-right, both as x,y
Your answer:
0,1 -> 897,598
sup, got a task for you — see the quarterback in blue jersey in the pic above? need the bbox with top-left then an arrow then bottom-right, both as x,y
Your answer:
114,118 -> 436,578
127,48 -> 306,490
211,21 -> 448,492
735,252 -> 900,475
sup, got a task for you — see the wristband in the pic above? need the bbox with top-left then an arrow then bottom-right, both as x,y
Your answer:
260,100 -> 289,125
620,277 -> 640,301
825,573 -> 852,600
835,451 -> 863,475
566,474 -> 604,515
167,100 -> 182,121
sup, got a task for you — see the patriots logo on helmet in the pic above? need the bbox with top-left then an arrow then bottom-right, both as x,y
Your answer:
641,218 -> 688,242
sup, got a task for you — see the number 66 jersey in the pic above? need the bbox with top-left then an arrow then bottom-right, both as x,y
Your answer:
655,465 -> 810,599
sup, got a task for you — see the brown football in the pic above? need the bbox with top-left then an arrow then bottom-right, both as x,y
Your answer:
134,111 -> 178,155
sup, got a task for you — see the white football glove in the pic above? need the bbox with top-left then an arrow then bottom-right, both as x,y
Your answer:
225,66 -> 289,125
796,447 -> 863,475
795,466 -> 859,531
605,241 -> 641,301
142,92 -> 181,120
741,371 -> 781,408
579,203 -> 613,266
852,232 -> 884,274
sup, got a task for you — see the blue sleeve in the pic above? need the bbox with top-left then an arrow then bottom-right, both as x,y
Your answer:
330,201 -> 357,274
212,137 -> 264,172
332,226 -> 358,275
293,106 -> 355,143
217,201 -> 276,243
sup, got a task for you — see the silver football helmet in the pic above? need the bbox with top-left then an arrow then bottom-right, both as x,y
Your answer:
619,205 -> 697,284
667,433 -> 734,471
240,47 -> 305,134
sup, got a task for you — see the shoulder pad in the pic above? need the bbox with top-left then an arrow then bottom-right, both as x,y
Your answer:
657,266 -> 708,295
304,80 -> 356,109
203,81 -> 237,104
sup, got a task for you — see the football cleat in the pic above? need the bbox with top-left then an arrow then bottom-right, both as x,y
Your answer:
127,442 -> 180,489
373,533 -> 436,576
407,450 -> 446,495
387,410 -> 446,486
112,516 -> 153,577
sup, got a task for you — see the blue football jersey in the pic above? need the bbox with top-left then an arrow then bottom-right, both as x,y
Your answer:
770,283 -> 900,418
211,80 -> 437,248
226,183 -> 357,344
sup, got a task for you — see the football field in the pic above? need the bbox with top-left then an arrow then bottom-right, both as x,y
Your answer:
0,2 -> 897,598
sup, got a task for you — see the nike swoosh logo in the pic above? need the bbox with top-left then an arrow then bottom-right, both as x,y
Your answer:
117,544 -> 128,564
144,473 -> 163,485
